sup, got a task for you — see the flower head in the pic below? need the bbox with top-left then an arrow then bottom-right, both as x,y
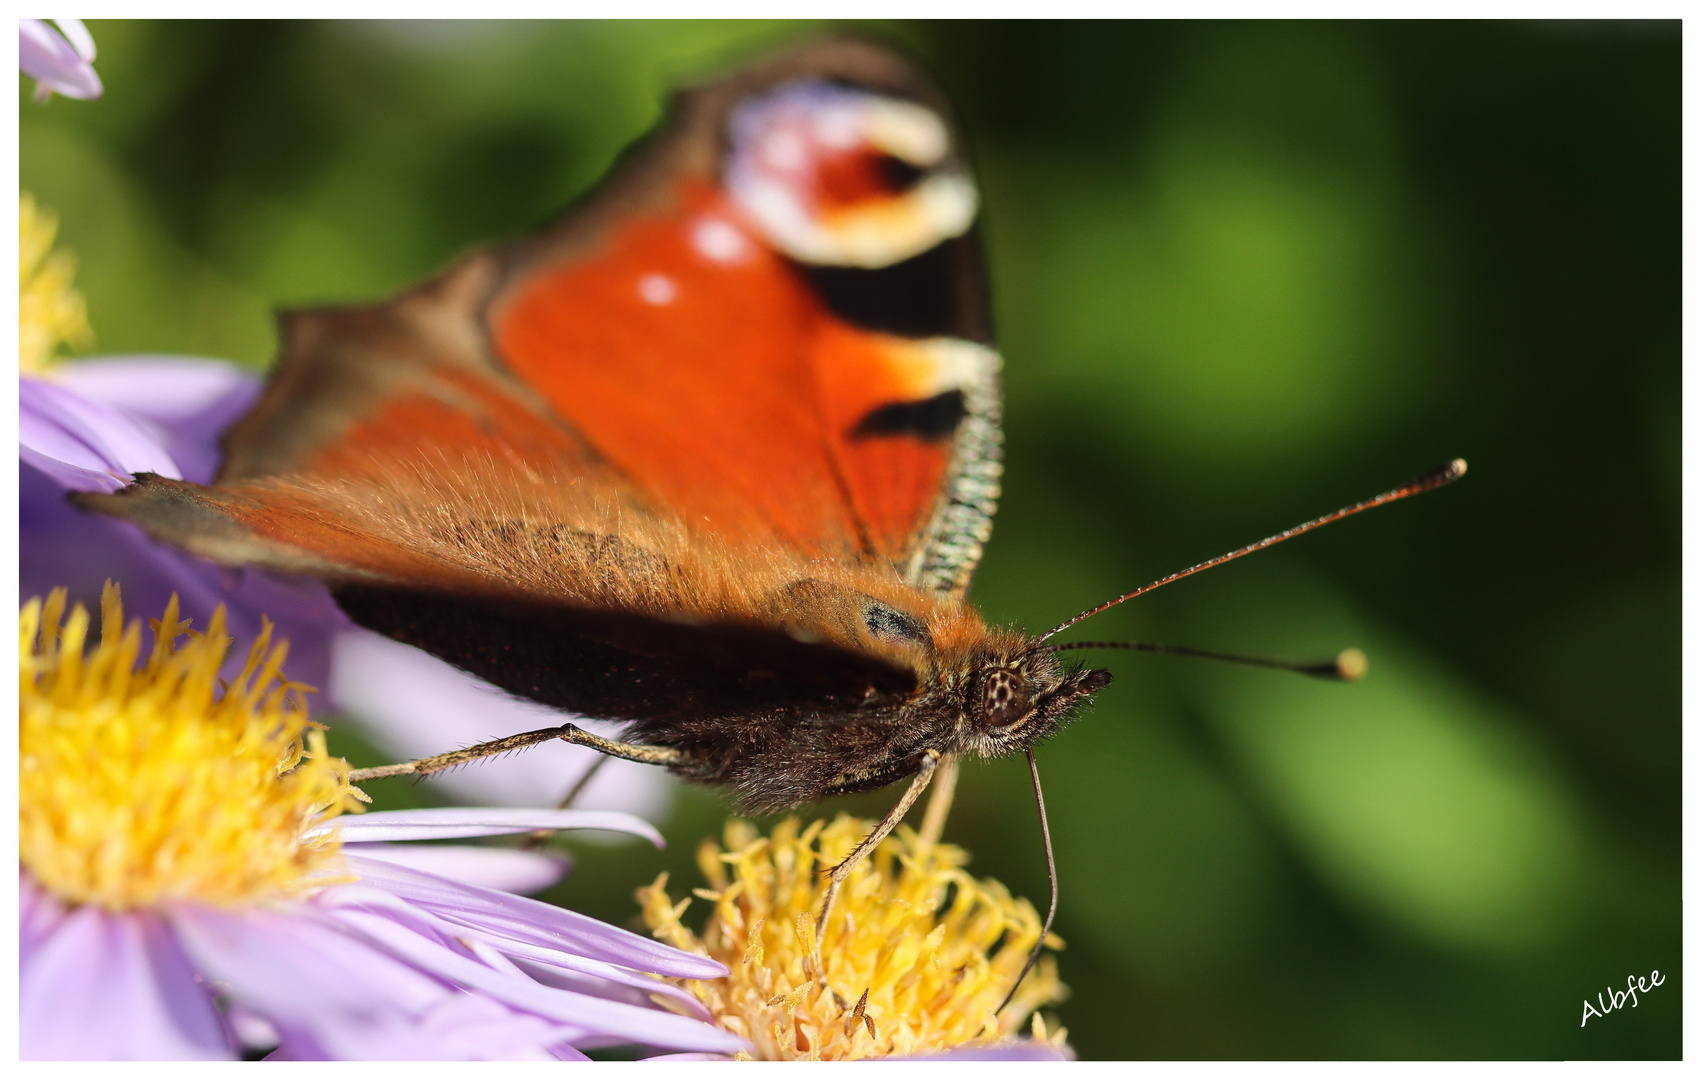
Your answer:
639,815 -> 1069,1060
20,192 -> 93,375
22,583 -> 360,910
20,586 -> 741,1060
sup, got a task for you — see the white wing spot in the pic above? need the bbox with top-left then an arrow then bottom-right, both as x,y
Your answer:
691,217 -> 750,264
637,273 -> 677,305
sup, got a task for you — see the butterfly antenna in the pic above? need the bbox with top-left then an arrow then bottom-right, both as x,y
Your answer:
999,747 -> 1058,1018
1038,459 -> 1466,643
1051,640 -> 1369,681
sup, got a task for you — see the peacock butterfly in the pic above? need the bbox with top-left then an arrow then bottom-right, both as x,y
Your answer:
78,38 -> 1463,1003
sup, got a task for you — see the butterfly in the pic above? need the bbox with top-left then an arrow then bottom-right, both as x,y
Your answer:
79,38 -> 1462,1004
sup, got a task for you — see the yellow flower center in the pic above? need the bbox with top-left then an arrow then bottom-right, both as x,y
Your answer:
19,584 -> 364,910
639,815 -> 1068,1061
19,191 -> 93,375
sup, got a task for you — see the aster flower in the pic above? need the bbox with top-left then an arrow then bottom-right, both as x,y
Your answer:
20,585 -> 742,1060
638,815 -> 1071,1060
19,18 -> 102,102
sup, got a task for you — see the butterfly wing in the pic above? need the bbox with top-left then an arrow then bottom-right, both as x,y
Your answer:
80,39 -> 1001,731
484,38 -> 1001,593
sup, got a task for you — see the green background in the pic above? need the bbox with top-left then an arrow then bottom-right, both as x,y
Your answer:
22,20 -> 1679,1059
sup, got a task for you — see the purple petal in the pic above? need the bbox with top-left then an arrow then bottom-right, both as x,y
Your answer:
21,903 -> 229,1059
266,1002 -> 564,1061
317,874 -> 709,1020
328,628 -> 675,818
52,19 -> 96,62
307,907 -> 618,1052
169,903 -> 445,1014
270,994 -> 569,1061
323,807 -> 663,846
509,954 -> 712,1022
19,872 -> 70,964
342,855 -> 728,980
169,902 -> 509,1060
174,898 -> 643,1059
20,376 -> 180,488
56,356 -> 263,484
309,885 -> 710,1048
410,995 -> 578,1060
323,898 -> 743,1053
19,18 -> 102,99
21,461 -> 348,689
18,444 -> 127,492
343,842 -> 569,895
55,356 -> 253,424
225,1005 -> 281,1051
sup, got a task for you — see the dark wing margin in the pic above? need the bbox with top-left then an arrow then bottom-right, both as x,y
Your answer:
801,231 -> 994,345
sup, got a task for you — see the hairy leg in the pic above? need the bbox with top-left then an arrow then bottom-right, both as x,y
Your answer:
813,749 -> 941,952
348,723 -> 679,782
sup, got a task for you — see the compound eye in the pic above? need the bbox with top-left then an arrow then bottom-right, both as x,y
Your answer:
982,668 -> 1027,728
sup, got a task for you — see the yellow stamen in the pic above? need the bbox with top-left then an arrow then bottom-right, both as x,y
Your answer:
20,583 -> 365,910
19,192 -> 94,375
639,815 -> 1068,1060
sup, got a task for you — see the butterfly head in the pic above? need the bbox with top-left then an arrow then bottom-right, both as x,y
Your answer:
960,645 -> 1112,759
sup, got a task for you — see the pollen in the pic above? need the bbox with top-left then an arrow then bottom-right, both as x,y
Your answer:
20,192 -> 93,375
639,815 -> 1068,1060
20,584 -> 365,911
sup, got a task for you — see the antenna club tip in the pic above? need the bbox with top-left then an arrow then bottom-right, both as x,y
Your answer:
1335,648 -> 1369,681
1410,457 -> 1467,493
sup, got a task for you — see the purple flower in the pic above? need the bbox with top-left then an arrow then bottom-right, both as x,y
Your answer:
19,19 -> 102,102
20,357 -> 675,818
20,586 -> 741,1060
22,813 -> 742,1060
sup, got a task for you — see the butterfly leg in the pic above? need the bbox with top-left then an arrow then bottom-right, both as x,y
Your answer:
348,723 -> 679,781
916,753 -> 959,848
554,753 -> 612,809
814,749 -> 941,953
521,754 -> 614,850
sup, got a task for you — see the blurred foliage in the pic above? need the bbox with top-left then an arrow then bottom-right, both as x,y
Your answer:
21,20 -> 1678,1059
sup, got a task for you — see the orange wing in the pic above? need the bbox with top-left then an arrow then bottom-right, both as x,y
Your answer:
486,39 -> 1001,592
491,178 -> 994,566
85,39 -> 1002,599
